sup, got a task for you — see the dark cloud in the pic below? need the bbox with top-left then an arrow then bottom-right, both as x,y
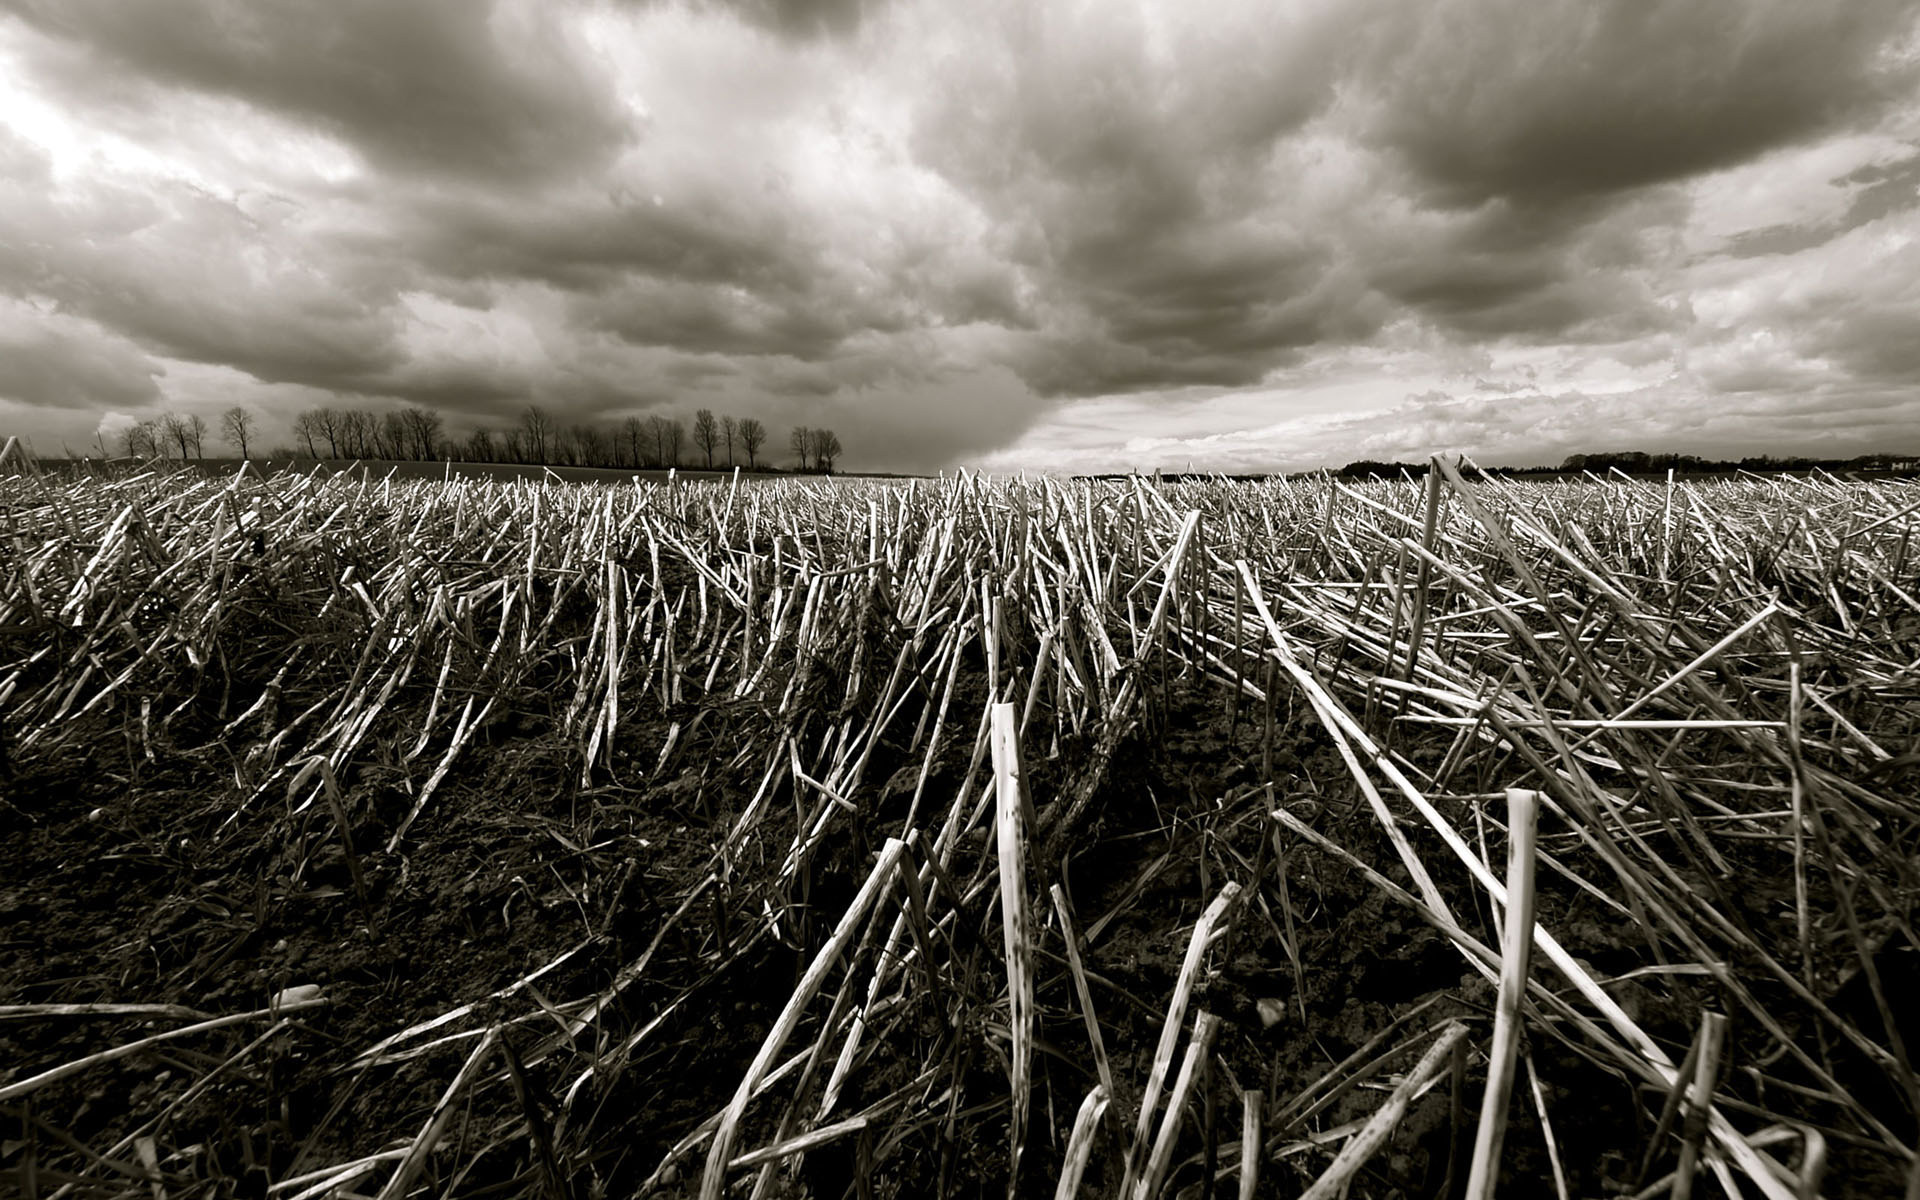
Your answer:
0,179 -> 406,389
1821,312 -> 1920,383
1006,335 -> 1304,399
575,279 -> 886,359
0,318 -> 164,412
1722,223 -> 1844,260
1082,231 -> 1344,352
396,180 -> 960,365
790,364 -> 1044,472
672,0 -> 881,40
910,4 -> 1368,397
2,0 -> 631,183
998,227 -> 1376,398
0,164 -> 561,423
1368,201 -> 1682,342
390,181 -> 937,364
81,283 -> 402,393
400,189 -> 814,294
1368,203 -> 1575,329
1364,0 -> 1920,205
1789,250 -> 1920,384
912,0 -> 1889,399
363,364 -> 539,417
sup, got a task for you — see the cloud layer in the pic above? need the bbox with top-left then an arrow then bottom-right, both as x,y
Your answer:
2,0 -> 1917,470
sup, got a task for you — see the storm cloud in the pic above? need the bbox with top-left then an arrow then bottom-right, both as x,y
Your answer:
2,0 -> 1917,472
1,0 -> 629,183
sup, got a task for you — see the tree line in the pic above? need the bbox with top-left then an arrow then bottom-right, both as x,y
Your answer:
1329,450 -> 1920,479
1555,450 -> 1920,474
120,404 -> 846,474
119,409 -> 264,460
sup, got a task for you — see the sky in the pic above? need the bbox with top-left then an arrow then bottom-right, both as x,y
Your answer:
2,0 -> 1919,474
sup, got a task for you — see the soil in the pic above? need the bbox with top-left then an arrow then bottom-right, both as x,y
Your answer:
3,660 -> 1909,1199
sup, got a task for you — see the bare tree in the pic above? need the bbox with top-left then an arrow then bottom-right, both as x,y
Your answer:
637,416 -> 660,467
812,428 -> 843,475
296,408 -> 337,457
340,409 -> 374,458
220,406 -> 256,458
789,425 -> 812,472
571,424 -> 610,467
400,406 -> 444,460
635,416 -> 662,467
312,407 -> 342,457
123,419 -> 159,459
623,418 -> 644,467
379,411 -> 408,459
464,428 -> 496,463
622,416 -> 646,469
738,417 -> 766,469
292,412 -> 320,457
693,409 -> 719,469
160,412 -> 190,459
641,414 -> 686,467
519,406 -> 553,465
722,415 -> 737,467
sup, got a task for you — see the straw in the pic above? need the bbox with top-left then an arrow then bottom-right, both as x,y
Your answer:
1300,1022 -> 1470,1200
1466,788 -> 1541,1200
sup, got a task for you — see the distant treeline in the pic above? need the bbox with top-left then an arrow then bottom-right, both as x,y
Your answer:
1329,450 -> 1920,479
117,404 -> 848,474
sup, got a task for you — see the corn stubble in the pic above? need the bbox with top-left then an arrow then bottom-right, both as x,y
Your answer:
2,456 -> 1918,1198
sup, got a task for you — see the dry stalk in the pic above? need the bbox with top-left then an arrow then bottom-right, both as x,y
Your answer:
1299,1022 -> 1470,1200
1466,788 -> 1542,1199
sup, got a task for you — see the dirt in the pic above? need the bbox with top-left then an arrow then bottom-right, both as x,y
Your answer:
2,697 -> 740,1194
3,666 -> 1908,1199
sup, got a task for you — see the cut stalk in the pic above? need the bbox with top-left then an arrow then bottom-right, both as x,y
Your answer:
991,702 -> 1035,1190
1672,1012 -> 1729,1200
1050,883 -> 1116,1099
1054,1087 -> 1110,1200
1122,883 -> 1242,1194
1239,1090 -> 1262,1200
1137,1010 -> 1222,1200
1300,1022 -> 1470,1200
699,840 -> 907,1200
1466,789 -> 1541,1200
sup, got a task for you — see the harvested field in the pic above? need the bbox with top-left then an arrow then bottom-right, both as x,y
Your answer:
3,458 -> 1918,1199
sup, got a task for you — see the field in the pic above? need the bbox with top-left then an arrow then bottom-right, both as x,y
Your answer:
3,459 -> 1918,1199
